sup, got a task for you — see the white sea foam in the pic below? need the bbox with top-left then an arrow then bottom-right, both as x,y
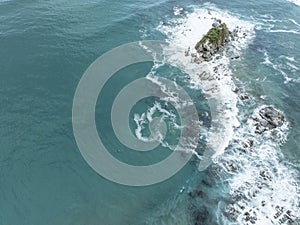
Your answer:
262,50 -> 273,65
134,101 -> 177,145
173,6 -> 184,16
156,3 -> 255,160
280,55 -> 296,62
287,62 -> 299,71
287,0 -> 300,6
269,29 -> 300,34
218,105 -> 300,224
146,3 -> 300,225
289,19 -> 300,27
287,56 -> 296,62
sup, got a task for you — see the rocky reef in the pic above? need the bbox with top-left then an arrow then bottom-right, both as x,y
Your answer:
183,15 -> 298,225
186,104 -> 298,225
195,22 -> 230,61
252,106 -> 285,134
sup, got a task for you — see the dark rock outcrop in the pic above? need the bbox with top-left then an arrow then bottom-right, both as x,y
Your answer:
195,23 -> 230,61
253,106 -> 285,134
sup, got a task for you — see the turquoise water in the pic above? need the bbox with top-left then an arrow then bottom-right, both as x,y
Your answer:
0,0 -> 299,224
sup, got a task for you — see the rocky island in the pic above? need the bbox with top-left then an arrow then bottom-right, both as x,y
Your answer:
195,22 -> 230,61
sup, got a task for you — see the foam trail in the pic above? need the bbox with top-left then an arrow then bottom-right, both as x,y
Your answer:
269,29 -> 300,34
261,49 -> 295,83
157,3 -> 255,161
134,101 -> 176,143
289,19 -> 300,27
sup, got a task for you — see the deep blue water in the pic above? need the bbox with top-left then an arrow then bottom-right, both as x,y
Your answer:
0,0 -> 299,224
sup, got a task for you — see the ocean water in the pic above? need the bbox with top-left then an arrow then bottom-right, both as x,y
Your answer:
0,0 -> 299,225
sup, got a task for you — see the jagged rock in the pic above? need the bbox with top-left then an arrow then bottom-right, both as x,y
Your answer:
233,87 -> 240,93
259,106 -> 284,127
195,23 -> 230,61
226,163 -> 238,172
185,47 -> 190,56
259,170 -> 272,181
231,55 -> 240,60
230,27 -> 241,40
240,95 -> 249,101
244,211 -> 257,224
253,106 -> 285,134
241,139 -> 254,153
225,206 -> 240,221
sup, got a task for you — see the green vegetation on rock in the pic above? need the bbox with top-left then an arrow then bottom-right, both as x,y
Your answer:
195,23 -> 230,54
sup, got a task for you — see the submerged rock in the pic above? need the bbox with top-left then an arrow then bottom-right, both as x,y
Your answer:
190,206 -> 210,225
195,23 -> 230,61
